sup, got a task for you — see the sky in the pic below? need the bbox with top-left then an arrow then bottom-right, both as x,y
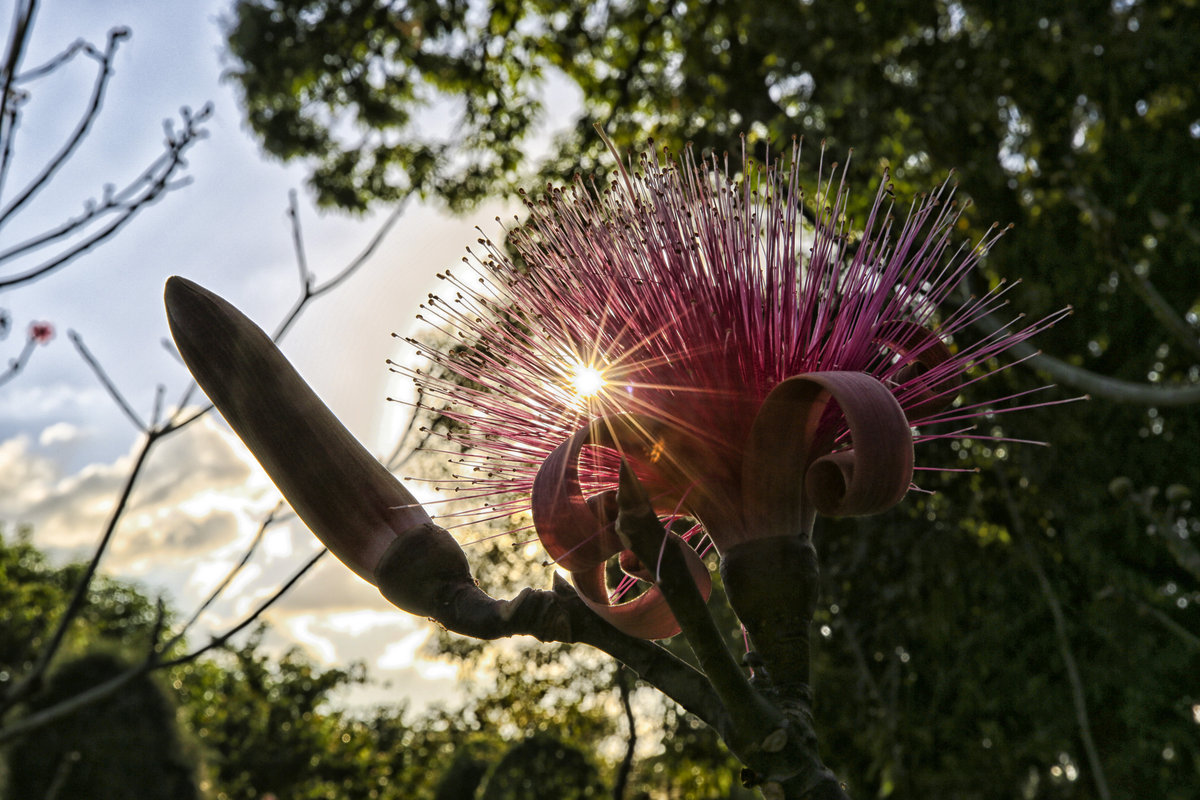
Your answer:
0,0 -> 547,710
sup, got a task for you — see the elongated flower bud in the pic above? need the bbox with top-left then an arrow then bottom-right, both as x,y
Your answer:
165,277 -> 475,619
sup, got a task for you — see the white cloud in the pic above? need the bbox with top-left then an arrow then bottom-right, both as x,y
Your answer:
1,415 -> 464,713
39,421 -> 83,446
0,416 -> 276,565
0,435 -> 59,510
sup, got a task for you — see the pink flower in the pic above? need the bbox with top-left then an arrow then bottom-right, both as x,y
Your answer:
29,321 -> 54,344
402,142 -> 1066,637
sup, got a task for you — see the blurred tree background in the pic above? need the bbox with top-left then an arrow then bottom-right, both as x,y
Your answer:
2,528 -> 732,799
3,1 -> 1197,798
221,1 -> 1200,798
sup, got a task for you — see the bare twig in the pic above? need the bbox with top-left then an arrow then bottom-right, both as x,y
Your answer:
1,426 -> 159,714
0,194 -> 406,733
269,196 -> 410,341
996,468 -> 1111,800
157,548 -> 327,668
0,104 -> 212,290
12,36 -> 88,83
0,332 -> 36,387
613,665 -> 637,800
0,0 -> 38,200
287,189 -> 311,290
160,500 -> 287,655
0,25 -> 129,229
0,547 -> 326,745
68,329 -> 147,431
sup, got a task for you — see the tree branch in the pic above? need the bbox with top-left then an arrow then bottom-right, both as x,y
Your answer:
971,299 -> 1200,407
0,332 -> 37,388
996,468 -> 1111,800
0,548 -> 327,744
0,104 -> 211,290
1,194 -> 405,730
613,665 -> 637,800
0,0 -> 38,201
0,25 -> 128,229
0,426 -> 158,715
68,329 -> 147,431
1111,255 -> 1200,362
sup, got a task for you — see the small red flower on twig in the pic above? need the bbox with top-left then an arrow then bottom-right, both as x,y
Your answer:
29,321 -> 54,344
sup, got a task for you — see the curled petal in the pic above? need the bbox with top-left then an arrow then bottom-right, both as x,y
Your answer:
742,371 -> 914,540
572,536 -> 712,640
532,427 -> 624,572
876,320 -> 962,420
531,418 -> 713,639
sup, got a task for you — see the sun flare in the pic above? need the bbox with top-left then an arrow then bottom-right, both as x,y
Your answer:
570,363 -> 607,399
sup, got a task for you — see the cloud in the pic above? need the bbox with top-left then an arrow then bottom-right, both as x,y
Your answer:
0,435 -> 59,511
0,415 -> 276,567
39,421 -> 84,446
1,414 -> 463,713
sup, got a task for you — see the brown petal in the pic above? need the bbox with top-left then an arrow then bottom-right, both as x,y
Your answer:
530,416 -> 713,638
742,371 -> 914,539
571,536 -> 712,640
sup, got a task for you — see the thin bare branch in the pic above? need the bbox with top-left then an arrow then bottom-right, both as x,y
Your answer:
0,662 -> 149,746
383,383 -> 431,469
0,548 -> 326,745
0,0 -> 38,200
613,665 -> 637,800
0,426 -> 159,715
287,189 -> 311,289
0,26 -> 128,229
160,500 -> 286,654
0,104 -> 211,290
13,37 -> 89,83
0,0 -> 37,152
0,333 -> 36,387
269,197 -> 410,340
157,548 -> 327,668
149,384 -> 165,428
0,190 -> 407,745
997,468 -> 1111,800
68,329 -> 147,431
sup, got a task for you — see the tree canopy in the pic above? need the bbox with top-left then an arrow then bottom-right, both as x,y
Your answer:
218,2 -> 1200,797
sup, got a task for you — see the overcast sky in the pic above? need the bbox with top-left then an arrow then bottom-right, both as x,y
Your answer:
0,0 -> 541,710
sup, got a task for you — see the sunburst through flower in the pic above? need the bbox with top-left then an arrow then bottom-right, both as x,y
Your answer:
394,139 -> 1071,638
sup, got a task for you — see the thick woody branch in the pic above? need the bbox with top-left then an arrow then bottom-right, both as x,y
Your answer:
614,463 -> 780,742
615,464 -> 848,798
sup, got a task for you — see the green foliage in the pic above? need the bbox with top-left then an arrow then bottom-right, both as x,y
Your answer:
0,533 -> 682,800
479,734 -> 603,799
0,525 -> 163,695
6,653 -> 201,800
171,630 -> 391,800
